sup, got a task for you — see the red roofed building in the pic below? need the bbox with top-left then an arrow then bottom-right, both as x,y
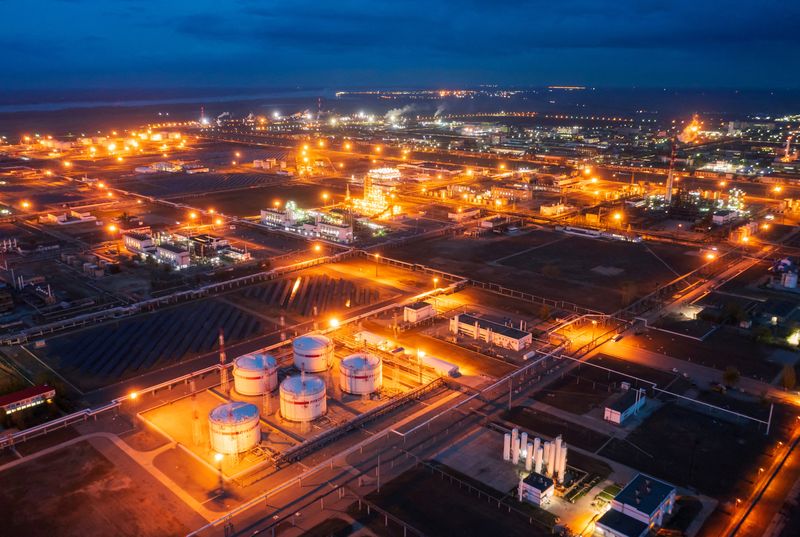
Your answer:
0,385 -> 55,414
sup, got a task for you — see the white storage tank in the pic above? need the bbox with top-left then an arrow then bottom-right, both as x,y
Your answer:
233,353 -> 278,396
280,375 -> 327,422
339,353 -> 382,395
208,401 -> 261,455
293,334 -> 334,373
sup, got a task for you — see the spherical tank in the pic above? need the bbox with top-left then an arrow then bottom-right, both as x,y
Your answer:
208,401 -> 261,455
293,334 -> 333,373
279,375 -> 327,422
339,353 -> 382,395
233,353 -> 278,396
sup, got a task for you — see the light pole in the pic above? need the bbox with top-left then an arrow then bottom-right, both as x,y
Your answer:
374,253 -> 380,277
214,452 -> 224,494
591,320 -> 597,345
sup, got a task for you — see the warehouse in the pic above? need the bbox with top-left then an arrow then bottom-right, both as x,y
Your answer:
449,313 -> 532,351
595,473 -> 676,537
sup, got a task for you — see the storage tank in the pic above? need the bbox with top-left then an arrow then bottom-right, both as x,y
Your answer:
233,353 -> 278,396
293,335 -> 334,372
279,375 -> 327,422
208,401 -> 261,455
339,353 -> 382,395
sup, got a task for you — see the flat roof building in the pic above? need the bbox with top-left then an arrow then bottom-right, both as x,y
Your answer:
0,385 -> 55,414
156,243 -> 191,269
450,313 -> 532,351
518,472 -> 554,507
404,301 -> 435,323
595,473 -> 676,537
603,388 -> 646,425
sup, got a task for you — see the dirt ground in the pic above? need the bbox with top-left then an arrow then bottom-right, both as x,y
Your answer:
0,440 -> 195,537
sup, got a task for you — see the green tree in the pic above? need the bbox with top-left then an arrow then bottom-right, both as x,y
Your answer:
722,366 -> 741,388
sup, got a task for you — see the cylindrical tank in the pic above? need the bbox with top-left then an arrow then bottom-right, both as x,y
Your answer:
279,375 -> 327,422
208,401 -> 261,455
233,353 -> 278,396
293,334 -> 334,373
339,353 -> 382,395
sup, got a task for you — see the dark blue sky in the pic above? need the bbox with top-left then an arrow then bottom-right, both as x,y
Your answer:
3,0 -> 799,90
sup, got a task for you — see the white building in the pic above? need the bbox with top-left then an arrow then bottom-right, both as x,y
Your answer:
403,301 -> 435,323
518,473 -> 554,507
309,221 -> 353,242
450,313 -> 532,351
603,388 -> 646,425
448,208 -> 480,222
123,232 -> 155,255
595,474 -> 676,537
156,244 -> 191,269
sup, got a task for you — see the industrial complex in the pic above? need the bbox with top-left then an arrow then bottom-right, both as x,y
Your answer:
1,83 -> 800,537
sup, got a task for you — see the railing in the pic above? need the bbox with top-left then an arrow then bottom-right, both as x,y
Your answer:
273,378 -> 446,468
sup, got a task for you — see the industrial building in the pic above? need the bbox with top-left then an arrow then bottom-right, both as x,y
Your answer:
450,313 -> 532,351
403,301 -> 435,323
156,243 -> 191,269
603,388 -> 646,425
0,385 -> 55,414
123,232 -> 155,255
595,474 -> 676,537
518,472 -> 555,507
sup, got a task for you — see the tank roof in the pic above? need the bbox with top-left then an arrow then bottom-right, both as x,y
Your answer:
293,334 -> 332,352
209,401 -> 259,424
235,352 -> 277,370
341,353 -> 381,371
281,375 -> 325,395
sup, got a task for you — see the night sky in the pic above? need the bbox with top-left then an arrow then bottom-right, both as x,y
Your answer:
2,0 -> 799,90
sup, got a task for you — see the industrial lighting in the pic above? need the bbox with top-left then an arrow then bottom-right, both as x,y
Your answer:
214,452 -> 223,463
329,318 -> 340,329
613,212 -> 622,221
344,142 -> 352,150
313,244 -> 321,252
129,391 -> 138,400
21,200 -> 31,209
705,252 -> 716,261
214,218 -> 222,225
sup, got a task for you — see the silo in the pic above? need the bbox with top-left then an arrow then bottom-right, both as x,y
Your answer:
279,375 -> 327,422
525,442 -> 533,471
339,353 -> 382,395
293,334 -> 334,372
208,401 -> 261,455
503,433 -> 511,461
511,428 -> 520,464
534,445 -> 543,474
233,353 -> 278,396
